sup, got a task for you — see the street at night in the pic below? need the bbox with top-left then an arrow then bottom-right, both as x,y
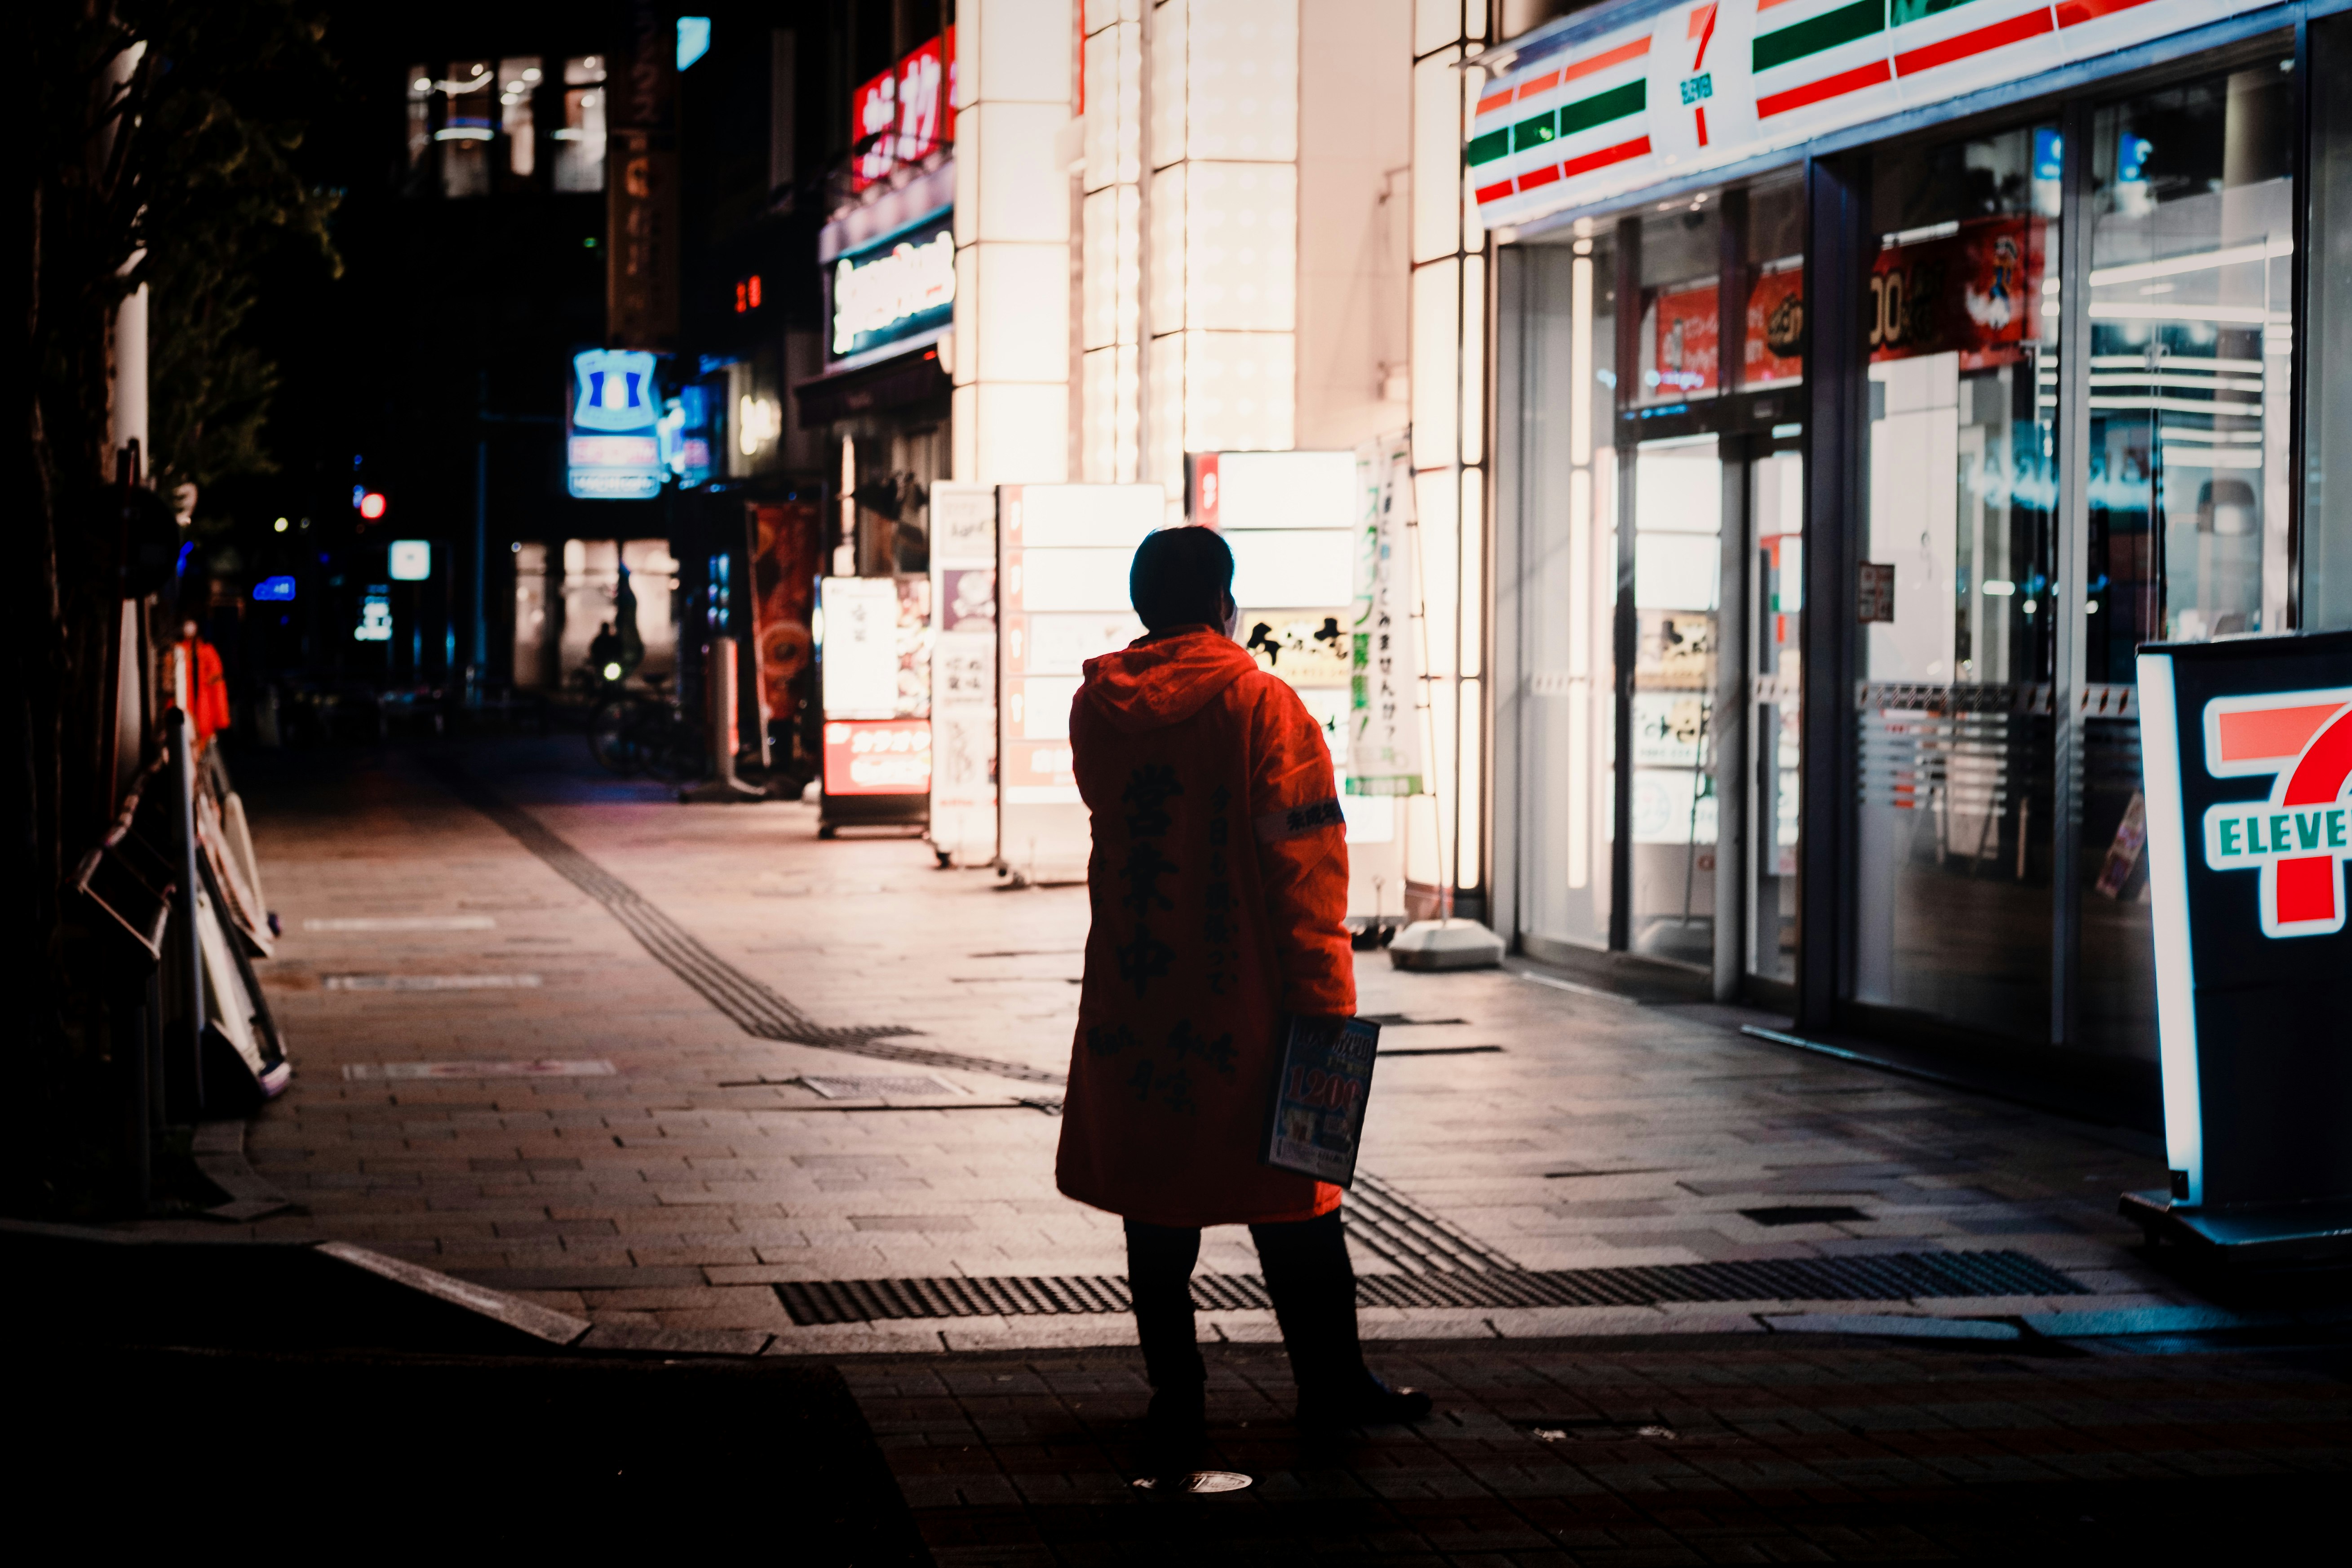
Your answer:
19,1 -> 2352,1561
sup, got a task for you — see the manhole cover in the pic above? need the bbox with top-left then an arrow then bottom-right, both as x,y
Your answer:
1133,1471 -> 1253,1494
798,1075 -> 956,1099
1740,1205 -> 1871,1227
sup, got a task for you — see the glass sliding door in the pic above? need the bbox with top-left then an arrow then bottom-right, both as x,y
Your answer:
1853,120 -> 2061,1039
1517,230 -> 1620,956
2075,51 -> 2297,1057
1628,435 -> 1723,963
1749,447 -> 1804,984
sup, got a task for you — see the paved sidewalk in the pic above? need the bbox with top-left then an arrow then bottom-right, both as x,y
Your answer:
184,734 -> 2211,1362
849,1334 -> 2352,1564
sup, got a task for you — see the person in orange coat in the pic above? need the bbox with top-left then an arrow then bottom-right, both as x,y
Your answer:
1057,525 -> 1428,1468
183,618 -> 233,740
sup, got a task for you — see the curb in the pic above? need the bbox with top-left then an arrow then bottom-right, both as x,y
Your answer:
0,1219 -> 770,1360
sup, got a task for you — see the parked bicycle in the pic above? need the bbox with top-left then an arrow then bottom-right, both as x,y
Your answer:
587,675 -> 708,784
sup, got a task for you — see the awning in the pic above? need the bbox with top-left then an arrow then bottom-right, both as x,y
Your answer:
793,343 -> 950,428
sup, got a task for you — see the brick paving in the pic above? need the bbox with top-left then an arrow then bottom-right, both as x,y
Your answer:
847,1336 -> 2352,1563
192,735 -> 2205,1351
130,734 -> 2352,1559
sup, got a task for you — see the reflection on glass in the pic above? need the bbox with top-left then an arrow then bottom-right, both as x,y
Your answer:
2307,19 -> 2352,629
1749,449 -> 1803,983
1517,230 -> 1618,954
500,57 -> 542,179
2077,58 -> 2295,1059
555,56 -> 609,194
1854,121 -> 2060,1039
1744,174 -> 1806,390
1635,198 -> 1720,406
1629,436 -> 1720,964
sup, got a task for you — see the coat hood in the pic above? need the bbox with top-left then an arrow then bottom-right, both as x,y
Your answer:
1076,627 -> 1258,735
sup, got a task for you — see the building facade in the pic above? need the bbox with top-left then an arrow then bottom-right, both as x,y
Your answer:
1471,0 -> 2352,1093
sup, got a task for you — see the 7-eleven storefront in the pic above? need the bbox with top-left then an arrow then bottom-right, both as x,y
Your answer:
1473,0 -> 2352,1092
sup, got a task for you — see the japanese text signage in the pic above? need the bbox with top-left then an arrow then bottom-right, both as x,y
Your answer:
1471,0 -> 2272,230
2137,632 -> 2352,1214
850,29 -> 957,192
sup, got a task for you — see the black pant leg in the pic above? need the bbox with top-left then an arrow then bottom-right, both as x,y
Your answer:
1249,1207 -> 1366,1396
1124,1218 -> 1206,1391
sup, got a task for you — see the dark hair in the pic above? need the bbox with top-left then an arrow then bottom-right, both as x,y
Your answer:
1128,525 -> 1234,632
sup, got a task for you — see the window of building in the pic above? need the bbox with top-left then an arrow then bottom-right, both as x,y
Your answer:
405,65 -> 432,172
554,56 -> 608,194
439,58 -> 494,198
1853,119 -> 2061,1041
2309,19 -> 2352,631
499,57 -> 542,179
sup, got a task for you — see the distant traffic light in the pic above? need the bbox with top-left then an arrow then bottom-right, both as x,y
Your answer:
358,492 -> 388,520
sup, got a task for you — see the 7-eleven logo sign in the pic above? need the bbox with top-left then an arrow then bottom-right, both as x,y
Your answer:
2201,687 -> 2352,938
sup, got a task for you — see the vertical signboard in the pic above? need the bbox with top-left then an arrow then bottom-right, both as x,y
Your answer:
2129,630 -> 2352,1254
568,349 -> 665,500
930,483 -> 999,866
998,484 -> 1161,882
607,0 -> 679,351
1189,449 -> 1402,917
744,500 -> 820,754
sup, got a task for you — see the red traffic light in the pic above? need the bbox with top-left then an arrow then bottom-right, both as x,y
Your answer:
358,492 -> 387,520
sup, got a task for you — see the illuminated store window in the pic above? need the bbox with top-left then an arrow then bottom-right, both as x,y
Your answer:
405,65 -> 431,172
554,56 -> 608,194
2310,19 -> 2352,630
1853,120 -> 2061,1040
499,57 -> 542,179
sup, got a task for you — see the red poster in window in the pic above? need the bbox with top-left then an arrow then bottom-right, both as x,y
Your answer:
824,719 -> 932,796
1868,215 -> 2047,371
1645,282 -> 1719,398
1745,264 -> 1805,385
746,501 -> 821,730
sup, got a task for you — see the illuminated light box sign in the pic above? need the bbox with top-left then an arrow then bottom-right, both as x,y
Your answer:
389,540 -> 432,581
823,719 -> 932,797
1471,0 -> 2273,231
1186,450 -> 1393,864
830,217 -> 954,360
999,484 -> 1161,881
568,348 -> 665,501
253,576 -> 297,602
2128,629 -> 2352,1258
850,28 -> 957,193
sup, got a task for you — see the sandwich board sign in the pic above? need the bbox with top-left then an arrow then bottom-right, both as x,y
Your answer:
2131,629 -> 2352,1257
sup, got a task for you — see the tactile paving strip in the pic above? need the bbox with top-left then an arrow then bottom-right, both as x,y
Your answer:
425,758 -> 1064,1084
772,1249 -> 2086,1324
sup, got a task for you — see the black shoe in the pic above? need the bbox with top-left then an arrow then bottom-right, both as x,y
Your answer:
1297,1371 -> 1433,1429
1143,1385 -> 1207,1475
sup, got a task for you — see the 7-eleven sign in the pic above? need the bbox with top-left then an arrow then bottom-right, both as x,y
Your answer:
2198,687 -> 2352,938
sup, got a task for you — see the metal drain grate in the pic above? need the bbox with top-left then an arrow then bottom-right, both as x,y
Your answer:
799,1075 -> 957,1099
772,1249 -> 2086,1324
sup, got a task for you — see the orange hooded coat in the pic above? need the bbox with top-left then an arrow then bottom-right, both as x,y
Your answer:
1054,627 -> 1355,1228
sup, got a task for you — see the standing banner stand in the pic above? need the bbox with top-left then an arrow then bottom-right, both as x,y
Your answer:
929,483 -> 999,867
817,575 -> 931,836
1187,450 -> 1404,932
2127,629 -> 2352,1260
997,484 -> 1161,884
